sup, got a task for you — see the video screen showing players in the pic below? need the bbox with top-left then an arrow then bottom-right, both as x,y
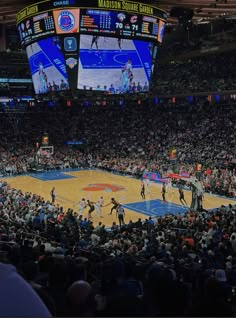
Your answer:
77,35 -> 153,93
26,36 -> 69,94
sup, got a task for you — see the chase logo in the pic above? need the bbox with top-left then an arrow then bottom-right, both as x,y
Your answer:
58,11 -> 75,32
53,0 -> 75,6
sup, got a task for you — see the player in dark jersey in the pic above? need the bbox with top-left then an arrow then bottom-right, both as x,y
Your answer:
87,200 -> 95,218
162,183 -> 166,202
50,187 -> 56,203
108,198 -> 119,215
128,70 -> 134,85
118,38 -> 122,51
179,187 -> 187,206
141,181 -> 145,199
90,36 -> 99,50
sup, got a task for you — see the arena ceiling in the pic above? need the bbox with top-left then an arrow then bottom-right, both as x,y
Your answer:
0,0 -> 235,25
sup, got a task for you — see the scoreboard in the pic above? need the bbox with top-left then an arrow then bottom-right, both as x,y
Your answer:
18,12 -> 56,46
18,0 -> 167,96
80,10 -> 161,41
16,0 -> 167,47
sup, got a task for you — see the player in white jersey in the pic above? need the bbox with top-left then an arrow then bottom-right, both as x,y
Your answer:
74,198 -> 86,216
125,59 -> 133,73
95,196 -> 104,217
144,178 -> 150,194
166,178 -> 172,190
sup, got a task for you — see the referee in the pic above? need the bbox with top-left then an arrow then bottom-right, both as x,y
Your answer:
179,187 -> 187,206
117,204 -> 125,227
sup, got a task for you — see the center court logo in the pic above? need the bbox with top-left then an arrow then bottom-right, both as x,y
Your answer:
58,11 -> 75,32
82,183 -> 125,192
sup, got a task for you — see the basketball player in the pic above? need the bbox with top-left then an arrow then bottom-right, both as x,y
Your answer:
144,178 -> 150,195
87,200 -> 95,219
38,61 -> 48,93
50,187 -> 56,203
141,181 -> 145,199
125,59 -> 133,73
90,36 -> 99,50
74,198 -> 86,216
120,68 -> 129,92
95,196 -> 104,217
166,177 -> 172,190
128,70 -> 134,85
179,187 -> 187,206
107,198 -> 119,215
162,183 -> 166,202
53,36 -> 61,51
118,38 -> 122,51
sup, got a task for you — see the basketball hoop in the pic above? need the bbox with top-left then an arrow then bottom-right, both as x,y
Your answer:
38,146 -> 54,157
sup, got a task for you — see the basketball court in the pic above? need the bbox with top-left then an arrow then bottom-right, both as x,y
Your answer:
5,169 -> 235,227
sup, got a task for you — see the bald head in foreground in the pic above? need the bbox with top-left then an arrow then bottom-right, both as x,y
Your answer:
66,280 -> 96,317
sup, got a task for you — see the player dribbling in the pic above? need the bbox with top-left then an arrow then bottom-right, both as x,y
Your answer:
74,198 -> 86,216
95,196 -> 104,218
87,199 -> 95,218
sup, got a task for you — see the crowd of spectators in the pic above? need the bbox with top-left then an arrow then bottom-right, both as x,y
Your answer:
0,98 -> 235,198
154,50 -> 236,95
158,27 -> 236,59
0,51 -> 30,79
0,178 -> 236,316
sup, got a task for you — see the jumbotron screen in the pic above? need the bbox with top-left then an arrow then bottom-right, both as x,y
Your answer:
78,35 -> 152,92
26,37 -> 69,94
17,0 -> 167,94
